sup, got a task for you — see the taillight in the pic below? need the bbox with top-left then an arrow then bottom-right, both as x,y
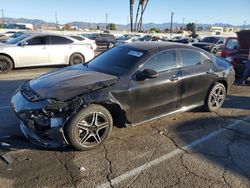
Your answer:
221,49 -> 227,58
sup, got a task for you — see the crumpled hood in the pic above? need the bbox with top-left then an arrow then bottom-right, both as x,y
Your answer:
29,65 -> 118,101
237,30 -> 250,51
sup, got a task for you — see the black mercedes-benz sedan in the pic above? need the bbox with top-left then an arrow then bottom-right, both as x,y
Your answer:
11,42 -> 235,150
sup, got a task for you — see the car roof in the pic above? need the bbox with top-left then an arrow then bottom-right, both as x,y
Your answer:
124,41 -> 200,52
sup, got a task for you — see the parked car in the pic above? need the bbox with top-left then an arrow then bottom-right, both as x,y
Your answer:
95,33 -> 116,48
0,31 -> 25,43
11,42 -> 235,150
68,35 -> 97,50
192,36 -> 226,55
171,37 -> 199,44
221,37 -> 239,58
115,34 -> 141,46
0,33 -> 95,73
81,33 -> 98,40
226,30 -> 250,77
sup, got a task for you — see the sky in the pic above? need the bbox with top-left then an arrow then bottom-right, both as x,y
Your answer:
1,0 -> 250,25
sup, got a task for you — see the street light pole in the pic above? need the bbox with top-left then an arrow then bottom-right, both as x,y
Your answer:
1,9 -> 5,27
170,12 -> 174,38
105,13 -> 109,30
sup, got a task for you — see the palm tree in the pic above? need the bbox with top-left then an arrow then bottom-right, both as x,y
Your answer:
137,0 -> 149,32
134,0 -> 142,31
129,0 -> 135,32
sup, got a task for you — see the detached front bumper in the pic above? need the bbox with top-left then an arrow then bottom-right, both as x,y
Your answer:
11,91 -> 68,148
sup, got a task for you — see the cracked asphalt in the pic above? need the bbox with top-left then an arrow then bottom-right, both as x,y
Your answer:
0,58 -> 250,187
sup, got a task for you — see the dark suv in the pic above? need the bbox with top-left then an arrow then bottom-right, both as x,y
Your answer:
95,33 -> 116,48
192,36 -> 226,56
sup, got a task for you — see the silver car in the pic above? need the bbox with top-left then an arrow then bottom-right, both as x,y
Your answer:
0,33 -> 95,73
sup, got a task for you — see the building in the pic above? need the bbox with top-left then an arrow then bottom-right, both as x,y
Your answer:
7,23 -> 34,30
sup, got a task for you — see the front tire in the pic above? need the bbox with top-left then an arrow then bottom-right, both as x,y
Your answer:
211,49 -> 217,56
65,104 -> 113,151
0,55 -> 13,73
204,83 -> 226,112
69,53 -> 85,65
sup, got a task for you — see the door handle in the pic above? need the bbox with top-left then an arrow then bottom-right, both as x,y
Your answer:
170,75 -> 179,81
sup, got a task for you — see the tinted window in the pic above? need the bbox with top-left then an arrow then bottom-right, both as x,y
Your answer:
226,38 -> 239,49
201,37 -> 219,43
142,50 -> 177,72
180,50 -> 202,67
50,36 -> 73,44
88,46 -> 145,76
27,36 -> 48,45
70,36 -> 84,41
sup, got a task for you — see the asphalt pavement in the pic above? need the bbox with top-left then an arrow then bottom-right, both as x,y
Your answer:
0,54 -> 250,188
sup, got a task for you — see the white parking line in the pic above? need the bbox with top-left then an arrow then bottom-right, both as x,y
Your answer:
0,72 -> 44,79
97,117 -> 250,188
0,105 -> 11,110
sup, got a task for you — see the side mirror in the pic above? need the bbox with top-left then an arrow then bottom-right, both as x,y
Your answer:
136,69 -> 158,81
19,41 -> 28,47
218,41 -> 224,44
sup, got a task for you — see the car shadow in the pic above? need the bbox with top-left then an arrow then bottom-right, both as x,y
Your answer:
171,114 -> 250,180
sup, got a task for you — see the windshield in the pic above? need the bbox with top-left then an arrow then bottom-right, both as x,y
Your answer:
7,34 -> 31,44
88,46 -> 145,76
201,37 -> 220,43
10,32 -> 23,38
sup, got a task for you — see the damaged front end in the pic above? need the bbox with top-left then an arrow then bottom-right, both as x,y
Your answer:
11,81 -> 83,148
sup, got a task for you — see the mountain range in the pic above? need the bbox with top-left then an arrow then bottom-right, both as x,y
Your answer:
3,17 -> 250,30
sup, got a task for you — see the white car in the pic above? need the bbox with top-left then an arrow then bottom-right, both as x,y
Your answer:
0,33 -> 95,73
69,35 -> 97,50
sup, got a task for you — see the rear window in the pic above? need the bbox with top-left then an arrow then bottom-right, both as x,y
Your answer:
88,46 -> 145,76
225,38 -> 239,49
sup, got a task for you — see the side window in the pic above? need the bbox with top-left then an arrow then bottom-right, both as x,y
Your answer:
50,36 -> 73,45
142,50 -> 177,72
180,50 -> 202,67
71,36 -> 84,41
27,36 -> 47,45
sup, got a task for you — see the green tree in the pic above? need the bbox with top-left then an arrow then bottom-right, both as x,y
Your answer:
149,27 -> 161,33
186,22 -> 196,33
107,23 -> 117,30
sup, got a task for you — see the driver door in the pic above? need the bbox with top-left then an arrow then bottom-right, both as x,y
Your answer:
130,50 -> 182,124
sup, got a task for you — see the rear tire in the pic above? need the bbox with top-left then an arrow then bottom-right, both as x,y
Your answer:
107,43 -> 114,49
65,104 -> 113,151
0,55 -> 13,73
204,83 -> 226,112
69,53 -> 85,65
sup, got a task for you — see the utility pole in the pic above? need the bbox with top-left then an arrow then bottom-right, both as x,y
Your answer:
243,21 -> 246,30
170,12 -> 174,39
105,13 -> 109,30
1,9 -> 5,27
182,17 -> 185,29
55,11 -> 58,29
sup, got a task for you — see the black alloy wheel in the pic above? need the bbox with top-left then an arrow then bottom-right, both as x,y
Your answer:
0,55 -> 13,73
69,53 -> 85,65
205,83 -> 226,112
66,105 -> 113,150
